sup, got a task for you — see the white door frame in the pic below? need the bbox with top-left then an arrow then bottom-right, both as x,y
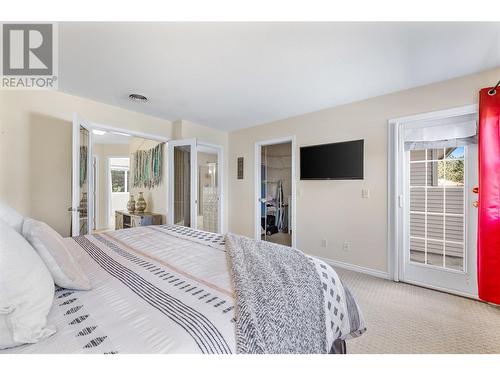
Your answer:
72,112 -> 169,235
93,155 -> 99,230
167,139 -> 225,234
254,136 -> 297,247
388,104 -> 478,297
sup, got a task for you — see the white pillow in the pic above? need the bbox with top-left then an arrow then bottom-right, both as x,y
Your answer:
22,219 -> 91,291
0,221 -> 56,349
0,202 -> 24,233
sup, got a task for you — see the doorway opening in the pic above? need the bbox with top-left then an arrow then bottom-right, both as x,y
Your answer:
71,114 -> 168,236
255,137 -> 296,247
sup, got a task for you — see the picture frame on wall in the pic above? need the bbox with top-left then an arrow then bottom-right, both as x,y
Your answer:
237,157 -> 244,180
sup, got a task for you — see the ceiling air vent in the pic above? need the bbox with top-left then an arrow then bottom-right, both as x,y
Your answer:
128,93 -> 148,102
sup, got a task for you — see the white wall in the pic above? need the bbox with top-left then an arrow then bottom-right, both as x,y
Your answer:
228,67 -> 500,273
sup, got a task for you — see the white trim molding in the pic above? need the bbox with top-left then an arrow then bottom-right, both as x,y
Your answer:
314,256 -> 390,280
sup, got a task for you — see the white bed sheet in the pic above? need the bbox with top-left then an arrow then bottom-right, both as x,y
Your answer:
3,225 -> 362,353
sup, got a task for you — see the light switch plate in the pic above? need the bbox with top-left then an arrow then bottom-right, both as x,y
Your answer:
362,188 -> 370,198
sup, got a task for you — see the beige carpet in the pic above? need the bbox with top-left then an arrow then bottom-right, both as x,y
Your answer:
335,268 -> 500,354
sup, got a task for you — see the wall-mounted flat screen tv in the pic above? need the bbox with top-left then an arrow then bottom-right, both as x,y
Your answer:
300,139 -> 364,180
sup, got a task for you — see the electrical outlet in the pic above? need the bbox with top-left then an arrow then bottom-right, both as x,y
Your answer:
362,188 -> 370,198
342,241 -> 351,252
321,239 -> 328,248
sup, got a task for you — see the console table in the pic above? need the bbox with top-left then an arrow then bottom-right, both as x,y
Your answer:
115,210 -> 162,230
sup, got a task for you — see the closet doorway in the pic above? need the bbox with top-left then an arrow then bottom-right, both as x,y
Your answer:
70,113 -> 169,236
255,137 -> 296,247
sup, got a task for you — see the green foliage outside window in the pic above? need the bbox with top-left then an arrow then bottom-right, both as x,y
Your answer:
111,170 -> 126,192
437,154 -> 464,185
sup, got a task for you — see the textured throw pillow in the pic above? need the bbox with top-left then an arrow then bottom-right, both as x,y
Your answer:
0,221 -> 56,349
22,219 -> 91,290
0,202 -> 24,233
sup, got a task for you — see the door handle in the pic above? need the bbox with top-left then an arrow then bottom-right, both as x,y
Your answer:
68,206 -> 85,212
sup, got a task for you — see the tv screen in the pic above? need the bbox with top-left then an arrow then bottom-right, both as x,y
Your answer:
300,139 -> 364,180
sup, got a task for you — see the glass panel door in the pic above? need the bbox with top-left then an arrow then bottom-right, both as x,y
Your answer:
71,114 -> 93,236
168,139 -> 196,228
404,145 -> 478,296
168,139 -> 224,233
409,147 -> 466,270
197,145 -> 220,233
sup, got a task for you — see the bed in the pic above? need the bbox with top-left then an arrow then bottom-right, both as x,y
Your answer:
3,224 -> 365,354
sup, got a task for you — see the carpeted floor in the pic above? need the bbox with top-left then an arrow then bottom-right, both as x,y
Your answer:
262,232 -> 292,246
335,268 -> 500,354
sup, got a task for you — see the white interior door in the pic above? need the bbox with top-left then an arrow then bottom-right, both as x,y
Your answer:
71,113 -> 94,236
168,139 -> 197,229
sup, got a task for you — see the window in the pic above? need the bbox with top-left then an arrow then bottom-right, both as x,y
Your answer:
111,169 -> 129,192
409,147 -> 465,271
109,157 -> 130,193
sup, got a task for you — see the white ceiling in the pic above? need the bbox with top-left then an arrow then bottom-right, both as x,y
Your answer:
59,22 -> 500,132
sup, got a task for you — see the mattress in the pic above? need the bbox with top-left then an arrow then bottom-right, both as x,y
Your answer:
3,225 -> 364,354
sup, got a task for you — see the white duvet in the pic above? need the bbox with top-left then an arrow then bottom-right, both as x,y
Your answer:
3,225 -> 364,354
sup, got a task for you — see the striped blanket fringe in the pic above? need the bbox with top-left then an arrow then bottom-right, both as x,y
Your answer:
132,143 -> 164,189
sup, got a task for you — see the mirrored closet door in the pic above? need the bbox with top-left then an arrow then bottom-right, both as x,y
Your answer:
196,145 -> 220,233
71,114 -> 93,236
168,139 -> 223,234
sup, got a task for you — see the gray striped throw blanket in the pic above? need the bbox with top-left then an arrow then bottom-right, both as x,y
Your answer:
225,234 -> 328,354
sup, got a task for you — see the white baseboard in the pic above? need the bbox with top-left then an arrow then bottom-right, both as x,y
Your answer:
314,256 -> 390,280
401,278 -> 478,300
